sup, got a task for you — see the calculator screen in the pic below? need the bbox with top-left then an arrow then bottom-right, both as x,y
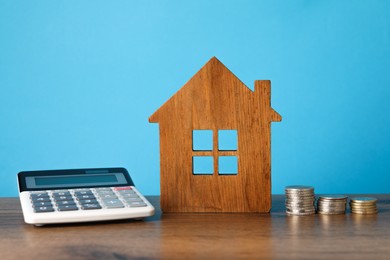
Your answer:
18,168 -> 134,192
25,173 -> 128,189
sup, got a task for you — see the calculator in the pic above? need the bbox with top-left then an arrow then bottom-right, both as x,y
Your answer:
17,167 -> 155,226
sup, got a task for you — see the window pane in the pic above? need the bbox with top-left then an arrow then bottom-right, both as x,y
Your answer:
218,130 -> 237,151
193,156 -> 214,175
193,130 -> 213,151
218,156 -> 238,175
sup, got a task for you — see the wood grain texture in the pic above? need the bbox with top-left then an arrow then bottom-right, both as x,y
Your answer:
1,195 -> 390,259
149,57 -> 282,213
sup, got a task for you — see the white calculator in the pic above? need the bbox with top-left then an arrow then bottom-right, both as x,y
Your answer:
17,167 -> 155,226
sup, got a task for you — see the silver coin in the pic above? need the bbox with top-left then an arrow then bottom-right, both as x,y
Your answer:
285,197 -> 315,202
318,203 -> 346,207
286,211 -> 316,216
286,197 -> 316,201
318,207 -> 346,211
285,185 -> 314,191
318,211 -> 346,215
318,195 -> 348,200
285,191 -> 314,195
285,189 -> 314,193
286,207 -> 315,211
285,202 -> 315,207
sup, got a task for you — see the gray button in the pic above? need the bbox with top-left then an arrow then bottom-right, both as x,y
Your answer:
103,199 -> 123,205
123,197 -> 143,203
58,205 -> 79,211
117,190 -> 135,194
80,203 -> 102,210
99,194 -> 118,199
95,188 -> 112,191
119,193 -> 139,198
128,202 -> 147,207
96,190 -> 115,195
103,201 -> 125,209
103,199 -> 124,208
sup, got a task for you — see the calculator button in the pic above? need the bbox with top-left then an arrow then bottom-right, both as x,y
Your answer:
95,188 -> 112,191
32,197 -> 52,203
55,200 -> 76,206
53,195 -> 73,201
119,193 -> 139,198
103,199 -> 125,209
74,191 -> 94,196
102,198 -> 122,204
34,206 -> 55,213
58,205 -> 79,211
33,201 -> 53,207
52,191 -> 71,197
117,188 -> 135,193
78,199 -> 99,205
96,190 -> 115,195
76,195 -> 96,200
114,186 -> 132,191
99,194 -> 118,199
122,197 -> 143,203
31,193 -> 49,199
128,202 -> 147,207
80,203 -> 102,210
105,204 -> 125,209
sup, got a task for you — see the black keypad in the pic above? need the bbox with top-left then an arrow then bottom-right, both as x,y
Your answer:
30,187 -> 148,213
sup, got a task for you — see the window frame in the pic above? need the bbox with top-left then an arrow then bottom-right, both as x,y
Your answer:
191,129 -> 238,175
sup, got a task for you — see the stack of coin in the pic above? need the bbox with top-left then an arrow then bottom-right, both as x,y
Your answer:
317,195 -> 348,215
285,185 -> 316,216
350,197 -> 378,215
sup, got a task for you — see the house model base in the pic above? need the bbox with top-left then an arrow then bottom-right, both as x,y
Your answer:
149,57 -> 281,213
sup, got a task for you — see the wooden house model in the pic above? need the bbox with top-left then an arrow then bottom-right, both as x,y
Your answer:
149,57 -> 281,213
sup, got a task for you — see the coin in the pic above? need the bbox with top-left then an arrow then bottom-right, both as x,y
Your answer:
285,185 -> 314,190
350,197 -> 377,203
318,195 -> 348,200
316,194 -> 347,215
285,185 -> 315,216
349,197 -> 378,215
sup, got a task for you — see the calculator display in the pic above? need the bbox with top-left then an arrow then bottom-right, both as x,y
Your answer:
18,168 -> 134,191
35,174 -> 119,186
26,173 -> 127,189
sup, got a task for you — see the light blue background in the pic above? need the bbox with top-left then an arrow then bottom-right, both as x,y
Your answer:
1,0 -> 389,196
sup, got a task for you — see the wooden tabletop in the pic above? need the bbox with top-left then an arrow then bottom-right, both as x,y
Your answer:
0,195 -> 389,259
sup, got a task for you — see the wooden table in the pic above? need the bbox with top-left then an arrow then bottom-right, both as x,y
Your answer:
0,195 -> 389,259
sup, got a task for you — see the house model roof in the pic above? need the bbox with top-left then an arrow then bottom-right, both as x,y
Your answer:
149,57 -> 281,124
